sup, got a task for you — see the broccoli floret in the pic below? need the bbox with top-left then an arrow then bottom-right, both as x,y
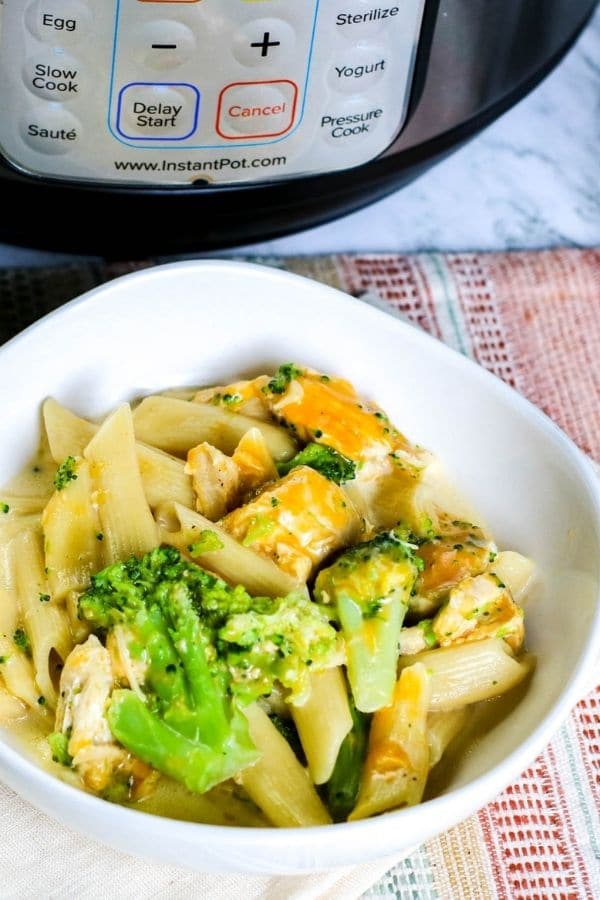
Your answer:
13,628 -> 31,657
78,547 -> 341,792
314,528 -> 421,712
219,589 -> 342,704
264,363 -> 304,395
48,732 -> 73,767
277,442 -> 356,484
187,529 -> 224,556
53,456 -> 78,491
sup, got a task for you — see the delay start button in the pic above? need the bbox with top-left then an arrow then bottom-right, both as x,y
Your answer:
116,82 -> 200,141
216,80 -> 298,140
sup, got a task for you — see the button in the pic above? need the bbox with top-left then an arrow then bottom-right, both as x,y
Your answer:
334,3 -> 399,37
232,19 -> 295,68
23,51 -> 81,101
319,97 -> 384,145
216,80 -> 298,140
132,20 -> 197,70
329,43 -> 387,94
20,104 -> 82,154
25,1 -> 92,46
116,82 -> 200,140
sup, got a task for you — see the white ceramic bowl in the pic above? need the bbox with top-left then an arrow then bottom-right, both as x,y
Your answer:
0,260 -> 598,874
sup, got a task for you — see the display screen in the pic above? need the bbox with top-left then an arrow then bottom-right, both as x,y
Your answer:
0,1 -> 425,185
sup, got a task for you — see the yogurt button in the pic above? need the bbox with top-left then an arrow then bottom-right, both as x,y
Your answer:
329,43 -> 388,93
20,104 -> 82,154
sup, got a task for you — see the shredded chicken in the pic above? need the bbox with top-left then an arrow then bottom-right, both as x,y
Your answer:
55,635 -> 156,798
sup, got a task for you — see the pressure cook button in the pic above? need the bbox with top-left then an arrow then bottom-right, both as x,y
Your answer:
232,19 -> 295,68
132,20 -> 197,71
23,52 -> 81,101
329,44 -> 387,93
320,99 -> 384,144
20,105 -> 81,154
216,80 -> 298,140
25,0 -> 92,46
116,83 -> 200,141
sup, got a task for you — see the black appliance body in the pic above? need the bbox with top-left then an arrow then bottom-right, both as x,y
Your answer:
0,0 -> 596,256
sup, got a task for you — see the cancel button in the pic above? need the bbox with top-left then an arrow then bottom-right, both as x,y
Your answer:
217,80 -> 298,140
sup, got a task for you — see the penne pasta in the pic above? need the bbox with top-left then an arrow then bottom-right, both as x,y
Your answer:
0,685 -> 26,721
44,398 -> 194,511
350,663 -> 431,820
132,395 -> 297,461
427,709 -> 469,769
489,551 -> 535,602
12,529 -> 73,709
156,501 -> 301,597
239,704 -> 331,827
84,405 -> 159,563
42,458 -> 102,602
0,513 -> 42,542
400,638 -> 534,711
135,443 -> 194,510
0,495 -> 46,517
292,668 -> 353,785
0,541 -> 46,715
43,397 -> 97,461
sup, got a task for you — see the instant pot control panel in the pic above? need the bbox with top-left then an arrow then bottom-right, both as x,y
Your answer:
0,0 -> 425,186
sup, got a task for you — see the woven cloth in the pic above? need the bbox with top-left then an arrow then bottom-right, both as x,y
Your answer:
0,249 -> 598,899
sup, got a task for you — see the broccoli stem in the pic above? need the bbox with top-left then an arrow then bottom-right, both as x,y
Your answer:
339,593 -> 409,712
108,690 -> 258,794
327,701 -> 369,822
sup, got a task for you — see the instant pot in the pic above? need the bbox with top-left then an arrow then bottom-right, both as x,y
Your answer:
0,0 -> 596,256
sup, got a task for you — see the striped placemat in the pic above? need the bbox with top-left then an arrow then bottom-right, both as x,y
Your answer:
0,249 -> 598,899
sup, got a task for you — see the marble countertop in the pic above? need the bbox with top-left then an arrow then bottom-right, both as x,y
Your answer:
1,7 -> 598,267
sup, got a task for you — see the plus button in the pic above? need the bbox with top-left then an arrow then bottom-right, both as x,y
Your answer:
250,31 -> 281,58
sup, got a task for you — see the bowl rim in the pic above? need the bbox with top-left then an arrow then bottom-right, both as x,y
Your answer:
0,258 -> 599,851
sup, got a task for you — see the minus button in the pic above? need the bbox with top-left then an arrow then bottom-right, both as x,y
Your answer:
152,44 -> 177,49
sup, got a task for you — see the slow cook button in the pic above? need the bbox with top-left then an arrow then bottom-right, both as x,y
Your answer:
20,105 -> 81,154
216,80 -> 298,139
25,0 -> 92,46
116,83 -> 200,140
329,45 -> 387,94
320,101 -> 384,143
23,52 -> 82,101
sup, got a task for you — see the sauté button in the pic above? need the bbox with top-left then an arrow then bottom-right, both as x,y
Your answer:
116,83 -> 200,140
25,0 -> 92,47
216,80 -> 298,139
20,104 -> 82,154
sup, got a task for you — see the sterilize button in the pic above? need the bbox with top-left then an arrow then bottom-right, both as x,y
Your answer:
25,0 -> 92,46
23,51 -> 82,101
334,2 -> 396,37
216,80 -> 298,140
132,20 -> 197,71
116,83 -> 200,140
232,19 -> 296,68
20,104 -> 82,154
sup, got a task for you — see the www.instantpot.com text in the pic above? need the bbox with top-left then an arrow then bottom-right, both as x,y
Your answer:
113,155 -> 287,174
